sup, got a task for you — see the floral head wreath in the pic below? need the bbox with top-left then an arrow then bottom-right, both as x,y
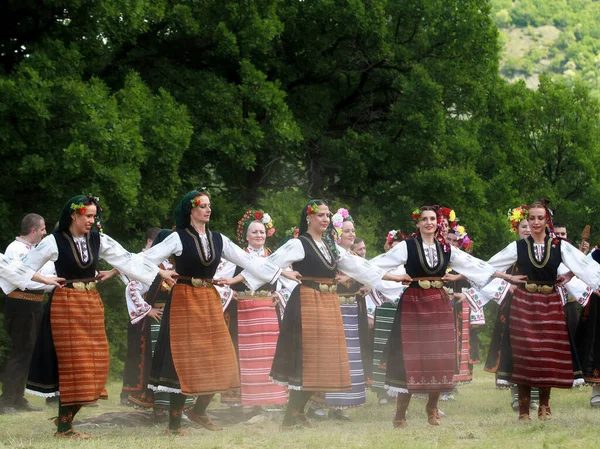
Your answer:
286,226 -> 300,240
452,224 -> 471,250
306,200 -> 320,215
507,205 -> 529,234
386,229 -> 408,246
236,209 -> 275,246
438,207 -> 458,228
331,208 -> 353,243
190,188 -> 209,208
70,194 -> 104,233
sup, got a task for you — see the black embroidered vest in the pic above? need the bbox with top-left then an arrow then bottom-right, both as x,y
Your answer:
173,228 -> 223,278
293,234 -> 337,278
516,236 -> 562,282
404,236 -> 450,278
53,230 -> 100,279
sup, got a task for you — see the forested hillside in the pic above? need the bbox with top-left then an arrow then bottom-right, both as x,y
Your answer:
491,0 -> 600,96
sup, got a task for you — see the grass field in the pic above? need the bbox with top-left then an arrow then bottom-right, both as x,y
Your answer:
0,366 -> 598,449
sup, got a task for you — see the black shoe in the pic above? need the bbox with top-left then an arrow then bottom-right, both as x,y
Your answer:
46,396 -> 59,406
14,399 -> 43,412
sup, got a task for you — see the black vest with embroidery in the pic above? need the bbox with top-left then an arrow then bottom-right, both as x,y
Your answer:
516,236 -> 562,282
232,248 -> 277,292
292,234 -> 337,278
53,230 -> 101,279
404,236 -> 450,278
173,228 -> 223,278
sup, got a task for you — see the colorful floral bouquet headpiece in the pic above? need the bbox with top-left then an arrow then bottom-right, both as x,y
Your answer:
439,207 -> 458,228
69,195 -> 104,233
236,209 -> 275,246
452,224 -> 471,250
386,229 -> 408,246
306,200 -> 320,215
507,205 -> 529,234
286,226 -> 300,239
190,188 -> 209,208
331,208 -> 353,242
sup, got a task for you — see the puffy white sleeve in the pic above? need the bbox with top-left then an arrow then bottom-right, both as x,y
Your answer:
221,235 -> 282,287
21,235 -> 59,272
99,234 -> 159,286
369,264 -> 408,303
337,246 -> 386,289
487,242 -> 518,273
449,247 -> 497,290
560,241 -> 600,291
562,277 -> 593,307
213,258 -> 237,311
241,239 -> 305,291
0,254 -> 37,295
140,232 -> 182,265
369,241 -> 409,271
126,280 -> 152,324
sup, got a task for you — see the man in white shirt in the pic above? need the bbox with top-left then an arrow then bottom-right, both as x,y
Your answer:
0,213 -> 55,414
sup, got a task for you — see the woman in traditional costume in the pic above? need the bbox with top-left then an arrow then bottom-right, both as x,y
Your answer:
368,206 -> 518,428
218,209 -> 288,410
241,200 -> 409,429
472,207 -> 541,411
474,199 -> 600,420
22,195 -> 172,439
143,190 -> 292,435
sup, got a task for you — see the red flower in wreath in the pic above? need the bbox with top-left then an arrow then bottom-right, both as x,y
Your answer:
78,207 -> 86,215
254,211 -> 263,221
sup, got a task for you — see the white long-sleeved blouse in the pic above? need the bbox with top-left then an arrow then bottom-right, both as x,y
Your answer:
241,238 -> 387,293
368,239 -> 497,291
464,240 -> 599,310
21,233 -> 160,287
0,253 -> 37,295
142,232 -> 282,287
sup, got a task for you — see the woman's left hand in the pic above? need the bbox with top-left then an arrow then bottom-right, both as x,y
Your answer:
442,273 -> 463,282
281,270 -> 302,283
384,273 -> 412,284
98,268 -> 119,282
557,272 -> 574,287
159,269 -> 178,283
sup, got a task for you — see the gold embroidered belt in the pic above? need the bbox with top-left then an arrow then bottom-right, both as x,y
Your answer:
301,277 -> 337,294
524,282 -> 556,294
63,276 -> 102,292
409,277 -> 445,289
337,292 -> 359,304
176,276 -> 215,288
236,290 -> 276,301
